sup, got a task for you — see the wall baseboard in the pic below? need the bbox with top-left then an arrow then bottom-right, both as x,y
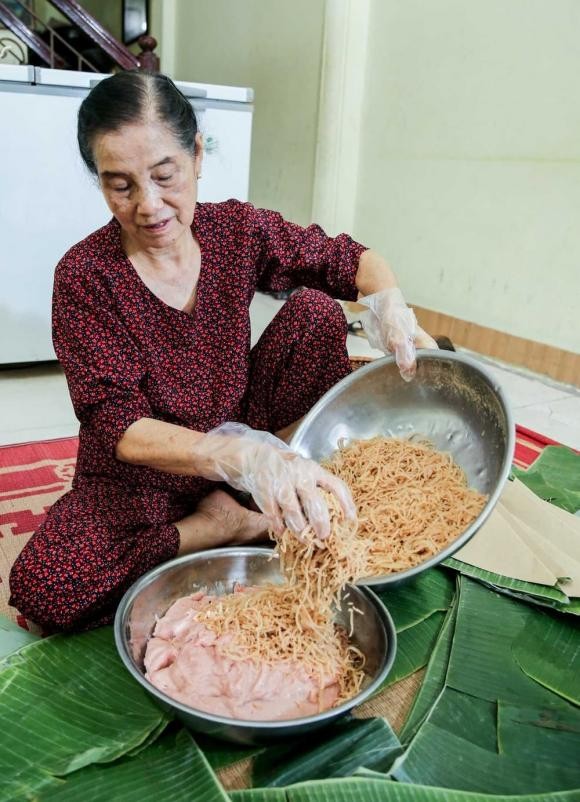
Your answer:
413,305 -> 580,387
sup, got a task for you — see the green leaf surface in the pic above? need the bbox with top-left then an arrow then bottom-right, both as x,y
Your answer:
230,791 -> 287,802
427,688 -> 498,752
251,717 -> 401,787
444,559 -> 568,603
356,774 -> 580,802
392,718 -> 580,794
0,615 -> 40,662
445,579 -> 563,708
399,595 -> 458,744
486,587 -> 580,617
498,702 -> 580,765
512,611 -> 580,706
197,733 -> 264,771
377,569 -> 455,632
379,611 -> 445,690
124,718 -> 171,757
392,577 -> 580,794
38,728 -> 228,802
518,595 -> 580,617
0,627 -> 171,802
513,446 -> 580,513
289,777 -> 580,802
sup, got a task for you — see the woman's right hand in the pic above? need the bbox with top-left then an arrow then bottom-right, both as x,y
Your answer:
193,422 -> 356,540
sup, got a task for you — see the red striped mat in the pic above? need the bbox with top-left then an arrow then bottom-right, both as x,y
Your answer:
513,425 -> 563,469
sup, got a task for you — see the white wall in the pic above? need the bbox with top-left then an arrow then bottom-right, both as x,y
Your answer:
169,0 -> 325,226
353,0 -> 580,353
161,0 -> 579,354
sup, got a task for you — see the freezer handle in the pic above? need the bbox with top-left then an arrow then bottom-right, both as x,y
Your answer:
176,87 -> 208,99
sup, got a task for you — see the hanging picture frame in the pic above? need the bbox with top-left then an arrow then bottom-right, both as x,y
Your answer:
122,0 -> 149,45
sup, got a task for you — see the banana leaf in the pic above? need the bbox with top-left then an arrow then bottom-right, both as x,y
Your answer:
377,568 -> 455,631
512,611 -> 580,706
391,577 -> 580,793
391,716 -> 580,794
444,558 -> 569,604
426,687 -> 498,752
233,778 -> 580,801
498,702 -> 580,765
251,717 -> 401,787
379,611 -> 445,690
513,446 -> 580,514
393,687 -> 580,793
0,626 -> 171,802
487,587 -> 580,617
359,771 -> 580,801
399,596 -> 458,744
37,727 -> 229,802
0,614 -> 39,661
197,733 -> 264,771
230,791 -> 287,802
445,579 -> 566,707
125,718 -> 174,757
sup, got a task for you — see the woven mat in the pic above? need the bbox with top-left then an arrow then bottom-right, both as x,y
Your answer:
0,423 -> 553,786
0,438 -> 77,632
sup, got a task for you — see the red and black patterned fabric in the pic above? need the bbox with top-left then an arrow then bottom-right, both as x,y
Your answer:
9,200 -> 366,631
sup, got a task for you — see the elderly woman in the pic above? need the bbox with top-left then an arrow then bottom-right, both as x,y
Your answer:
9,71 -> 436,632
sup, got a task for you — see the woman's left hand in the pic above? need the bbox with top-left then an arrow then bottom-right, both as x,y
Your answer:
359,287 -> 438,381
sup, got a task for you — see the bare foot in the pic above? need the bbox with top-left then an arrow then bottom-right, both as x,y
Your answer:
176,490 -> 269,555
276,416 -> 304,443
197,490 -> 269,543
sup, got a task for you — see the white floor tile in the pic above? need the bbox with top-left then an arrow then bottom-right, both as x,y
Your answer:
0,365 -> 77,446
346,334 -> 383,359
514,398 -> 580,451
0,422 -> 79,446
249,292 -> 284,346
467,358 -> 578,408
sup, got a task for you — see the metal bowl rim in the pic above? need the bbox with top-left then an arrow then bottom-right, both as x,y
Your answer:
289,350 -> 515,585
114,546 -> 397,730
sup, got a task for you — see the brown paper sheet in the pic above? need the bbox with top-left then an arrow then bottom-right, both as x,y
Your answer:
455,505 -> 558,586
454,479 -> 580,597
504,480 -> 580,553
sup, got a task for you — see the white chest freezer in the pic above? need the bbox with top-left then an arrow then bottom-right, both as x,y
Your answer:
0,66 -> 254,364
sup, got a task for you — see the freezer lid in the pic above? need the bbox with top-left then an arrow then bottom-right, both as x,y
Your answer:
34,67 -> 111,88
0,64 -> 34,84
33,68 -> 253,103
175,80 -> 253,103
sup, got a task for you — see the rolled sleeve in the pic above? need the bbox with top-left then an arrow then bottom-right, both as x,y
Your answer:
251,206 -> 368,300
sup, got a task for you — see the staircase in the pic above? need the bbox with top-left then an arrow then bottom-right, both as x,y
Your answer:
0,0 -> 158,72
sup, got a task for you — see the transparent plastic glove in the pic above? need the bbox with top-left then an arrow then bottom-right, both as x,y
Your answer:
193,422 -> 356,540
359,287 -> 438,381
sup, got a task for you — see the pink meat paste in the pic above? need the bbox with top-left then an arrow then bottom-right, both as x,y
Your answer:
144,591 -> 340,721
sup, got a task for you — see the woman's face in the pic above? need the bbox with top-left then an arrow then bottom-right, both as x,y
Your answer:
93,119 -> 203,251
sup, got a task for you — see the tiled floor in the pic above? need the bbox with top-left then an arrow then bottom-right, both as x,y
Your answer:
0,291 -> 579,450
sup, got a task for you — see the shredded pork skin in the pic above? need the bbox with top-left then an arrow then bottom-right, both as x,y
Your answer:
144,592 -> 340,721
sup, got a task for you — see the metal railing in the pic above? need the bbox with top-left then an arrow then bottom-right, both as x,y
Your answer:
0,0 -> 101,70
0,0 -> 159,71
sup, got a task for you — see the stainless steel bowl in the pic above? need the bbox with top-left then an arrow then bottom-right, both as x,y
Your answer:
114,547 -> 397,745
290,351 -> 515,589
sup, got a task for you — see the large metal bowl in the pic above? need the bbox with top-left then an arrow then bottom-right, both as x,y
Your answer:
290,351 -> 515,589
114,547 -> 397,745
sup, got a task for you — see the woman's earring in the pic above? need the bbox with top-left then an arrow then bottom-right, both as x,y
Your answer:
197,172 -> 202,179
